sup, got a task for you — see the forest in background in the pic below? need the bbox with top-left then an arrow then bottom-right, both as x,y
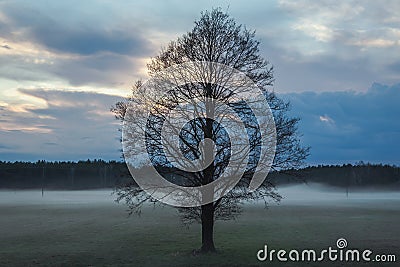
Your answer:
0,160 -> 399,190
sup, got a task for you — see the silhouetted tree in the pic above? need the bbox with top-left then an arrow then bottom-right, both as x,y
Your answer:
112,9 -> 309,253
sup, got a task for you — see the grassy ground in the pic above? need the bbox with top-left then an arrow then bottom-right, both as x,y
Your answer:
0,189 -> 399,266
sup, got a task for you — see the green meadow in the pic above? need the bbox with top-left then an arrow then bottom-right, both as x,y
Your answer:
0,188 -> 399,267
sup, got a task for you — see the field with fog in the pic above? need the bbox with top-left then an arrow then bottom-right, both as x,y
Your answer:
0,185 -> 399,267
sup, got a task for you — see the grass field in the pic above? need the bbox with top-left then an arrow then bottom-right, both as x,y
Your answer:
0,186 -> 399,267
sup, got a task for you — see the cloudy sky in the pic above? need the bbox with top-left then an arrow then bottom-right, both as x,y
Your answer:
0,0 -> 399,165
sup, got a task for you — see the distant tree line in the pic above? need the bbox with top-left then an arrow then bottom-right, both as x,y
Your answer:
269,161 -> 400,189
0,160 -> 130,189
0,160 -> 399,190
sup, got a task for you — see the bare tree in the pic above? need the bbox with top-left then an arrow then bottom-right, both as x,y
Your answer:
111,9 -> 309,253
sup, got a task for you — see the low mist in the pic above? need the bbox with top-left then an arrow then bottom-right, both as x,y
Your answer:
276,183 -> 400,208
1,184 -> 399,208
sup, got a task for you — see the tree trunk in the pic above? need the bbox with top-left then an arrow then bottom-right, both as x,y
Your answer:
200,82 -> 216,253
200,203 -> 216,252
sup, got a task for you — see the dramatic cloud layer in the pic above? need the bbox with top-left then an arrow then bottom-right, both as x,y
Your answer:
1,0 -> 399,91
1,83 -> 398,164
0,89 -> 122,161
0,0 -> 399,163
282,83 -> 400,165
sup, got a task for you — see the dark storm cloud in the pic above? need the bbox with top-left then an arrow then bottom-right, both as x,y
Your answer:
281,83 -> 400,165
35,28 -> 148,56
2,4 -> 151,56
50,53 -> 137,86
